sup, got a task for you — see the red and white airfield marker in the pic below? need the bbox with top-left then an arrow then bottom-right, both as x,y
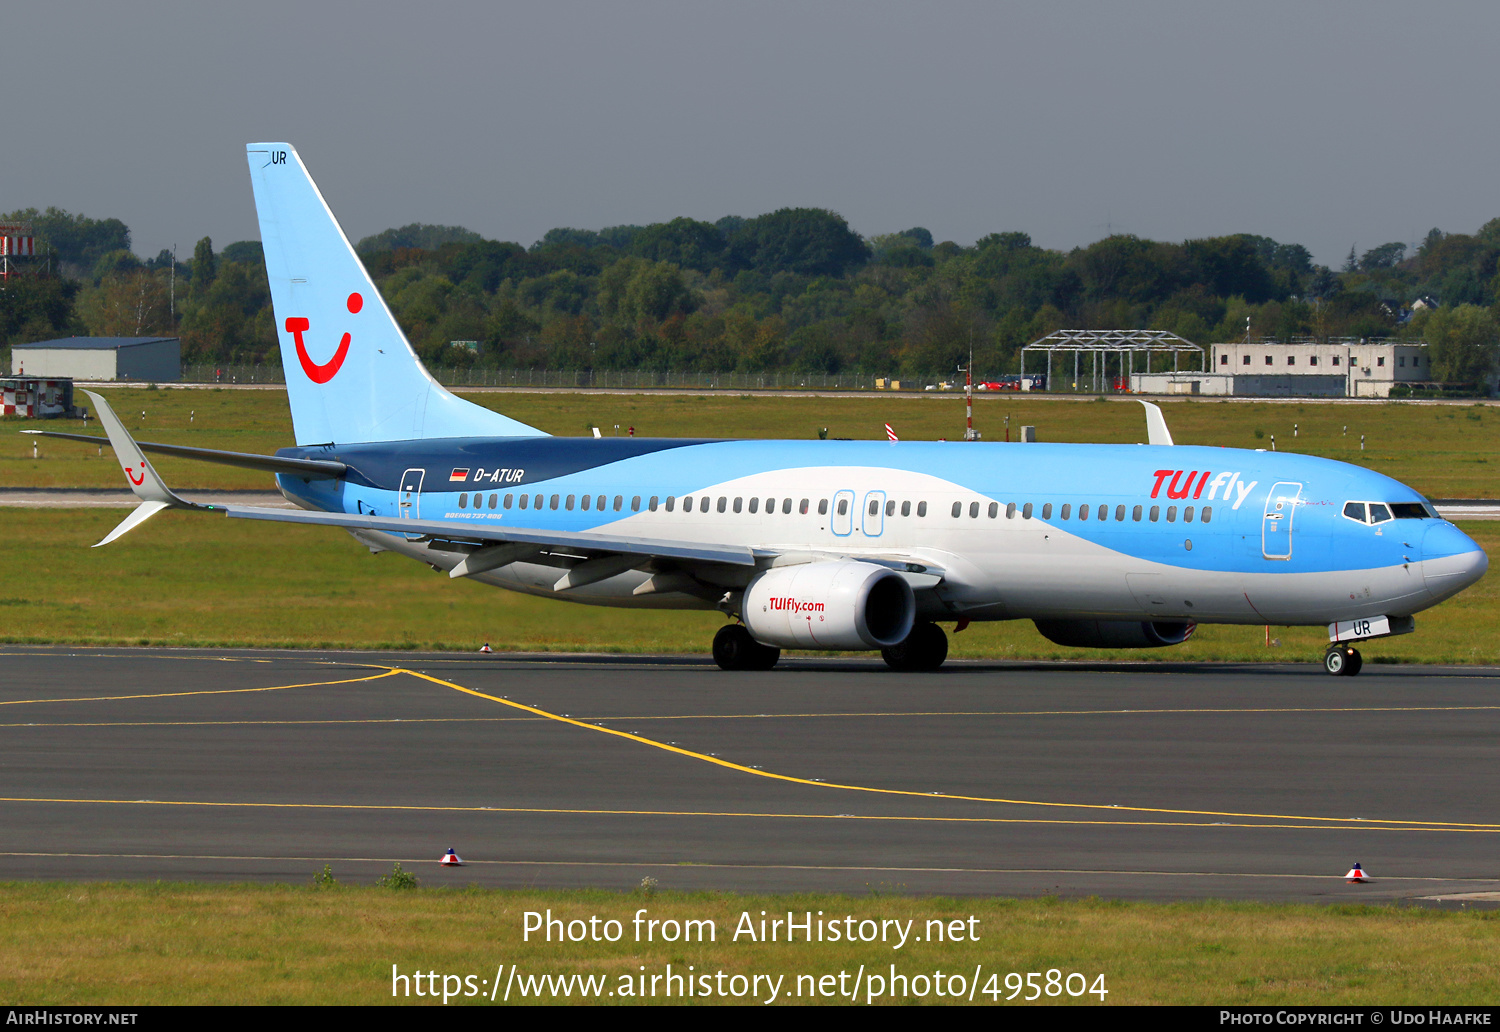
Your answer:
1345,862 -> 1368,883
441,849 -> 463,867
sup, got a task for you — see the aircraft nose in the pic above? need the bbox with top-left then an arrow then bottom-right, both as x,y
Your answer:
1421,521 -> 1489,602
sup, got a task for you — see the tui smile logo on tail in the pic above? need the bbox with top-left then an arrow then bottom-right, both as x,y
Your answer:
285,292 -> 362,383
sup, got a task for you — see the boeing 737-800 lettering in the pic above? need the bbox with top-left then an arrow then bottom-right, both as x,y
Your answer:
39,144 -> 1488,676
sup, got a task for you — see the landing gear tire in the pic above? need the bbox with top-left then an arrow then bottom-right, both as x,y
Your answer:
1324,645 -> 1363,676
712,624 -> 780,671
881,621 -> 949,672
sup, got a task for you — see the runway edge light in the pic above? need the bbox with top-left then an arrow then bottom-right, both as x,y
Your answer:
1345,862 -> 1368,883
441,848 -> 463,867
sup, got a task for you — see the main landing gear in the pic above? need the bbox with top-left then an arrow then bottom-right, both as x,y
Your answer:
881,621 -> 949,672
712,624 -> 780,671
1324,643 -> 1364,676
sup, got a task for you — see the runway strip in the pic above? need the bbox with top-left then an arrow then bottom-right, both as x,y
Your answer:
1,648 -> 1497,899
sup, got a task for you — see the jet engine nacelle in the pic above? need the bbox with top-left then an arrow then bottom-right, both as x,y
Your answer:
743,561 -> 915,650
1033,619 -> 1196,649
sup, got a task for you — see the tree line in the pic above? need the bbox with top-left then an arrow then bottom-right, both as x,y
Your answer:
2,203 -> 1498,385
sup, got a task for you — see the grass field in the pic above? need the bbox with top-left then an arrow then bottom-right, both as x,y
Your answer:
0,508 -> 1494,662
4,386 -> 1498,497
2,884 -> 1496,1005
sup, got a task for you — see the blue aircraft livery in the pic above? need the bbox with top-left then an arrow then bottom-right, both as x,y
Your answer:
66,143 -> 1487,675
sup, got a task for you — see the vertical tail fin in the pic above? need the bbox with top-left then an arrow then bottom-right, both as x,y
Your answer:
246,143 -> 546,445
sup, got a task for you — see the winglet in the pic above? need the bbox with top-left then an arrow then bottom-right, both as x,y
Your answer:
84,390 -> 203,545
1137,399 -> 1174,446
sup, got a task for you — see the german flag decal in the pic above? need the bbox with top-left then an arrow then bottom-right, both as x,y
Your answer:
449,468 -> 470,482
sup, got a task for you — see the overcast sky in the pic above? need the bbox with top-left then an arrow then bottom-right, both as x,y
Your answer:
9,2 -> 1498,267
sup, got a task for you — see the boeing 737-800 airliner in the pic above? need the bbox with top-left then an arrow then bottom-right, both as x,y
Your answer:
38,144 -> 1489,675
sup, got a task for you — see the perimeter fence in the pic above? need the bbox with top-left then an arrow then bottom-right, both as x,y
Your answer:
178,366 -> 1016,392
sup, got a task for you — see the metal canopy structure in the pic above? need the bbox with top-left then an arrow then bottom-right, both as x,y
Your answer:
1021,329 -> 1204,393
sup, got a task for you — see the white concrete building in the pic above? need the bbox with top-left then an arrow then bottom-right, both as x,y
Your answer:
1208,339 -> 1429,398
10,337 -> 180,382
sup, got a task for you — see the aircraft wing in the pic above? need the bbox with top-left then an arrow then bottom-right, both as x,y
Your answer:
20,430 -> 346,478
73,390 -> 942,594
74,390 -> 756,572
217,503 -> 758,567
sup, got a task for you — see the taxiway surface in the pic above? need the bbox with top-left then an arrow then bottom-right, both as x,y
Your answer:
2,647 -> 1497,902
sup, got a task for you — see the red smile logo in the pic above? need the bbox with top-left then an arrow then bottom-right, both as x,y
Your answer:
286,292 -> 362,383
126,463 -> 145,485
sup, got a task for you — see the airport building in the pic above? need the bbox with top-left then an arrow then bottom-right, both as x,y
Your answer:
1131,338 -> 1432,398
10,336 -> 181,382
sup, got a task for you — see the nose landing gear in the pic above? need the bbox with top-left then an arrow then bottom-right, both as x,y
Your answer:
1324,644 -> 1363,676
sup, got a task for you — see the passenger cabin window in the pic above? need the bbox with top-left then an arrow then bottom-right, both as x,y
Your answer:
818,499 -> 829,515
749,497 -> 759,513
614,495 -> 623,511
1114,504 -> 1125,521
799,499 -> 809,514
1167,506 -> 1177,522
665,496 -> 675,511
1078,504 -> 1089,521
489,494 -> 498,509
1060,503 -> 1071,520
733,497 -> 743,513
683,495 -> 694,511
782,498 -> 793,514
581,495 -> 591,510
519,494 -> 529,509
1041,503 -> 1052,519
951,502 -> 962,518
1202,506 -> 1212,523
917,501 -> 928,517
1132,504 -> 1142,521
901,500 -> 911,517
1184,506 -> 1194,522
459,493 -> 467,508
869,499 -> 880,516
1150,505 -> 1160,522
550,495 -> 560,510
631,496 -> 641,511
886,500 -> 896,516
647,496 -> 657,511
838,499 -> 850,516
505,494 -> 514,509
717,496 -> 727,513
701,497 -> 711,513
565,495 -> 575,510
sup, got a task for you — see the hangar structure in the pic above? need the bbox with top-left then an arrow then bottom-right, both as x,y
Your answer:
1020,329 -> 1204,393
10,336 -> 181,382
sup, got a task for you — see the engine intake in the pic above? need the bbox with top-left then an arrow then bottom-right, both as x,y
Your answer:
743,561 -> 915,650
1033,619 -> 1196,649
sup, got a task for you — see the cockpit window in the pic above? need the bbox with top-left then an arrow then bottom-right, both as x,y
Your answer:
1345,500 -> 1434,524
